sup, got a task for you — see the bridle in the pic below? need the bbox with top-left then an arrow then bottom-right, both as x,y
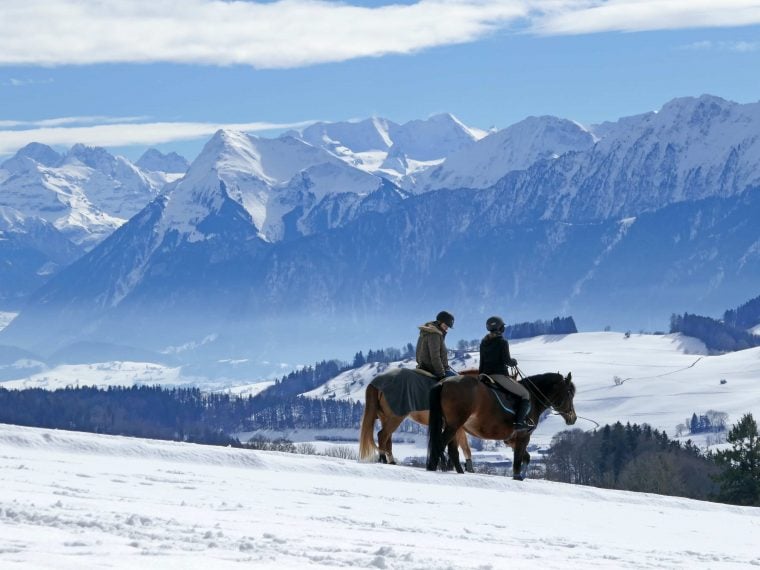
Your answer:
514,366 -> 575,419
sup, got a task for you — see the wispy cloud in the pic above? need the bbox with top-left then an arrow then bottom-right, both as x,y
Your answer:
0,116 -> 148,128
0,119 -> 316,155
680,40 -> 760,52
2,77 -> 54,87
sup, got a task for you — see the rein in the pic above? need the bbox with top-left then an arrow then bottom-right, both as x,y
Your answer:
514,365 -> 563,415
515,366 -> 599,429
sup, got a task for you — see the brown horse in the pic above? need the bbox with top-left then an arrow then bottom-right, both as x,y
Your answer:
359,373 -> 474,472
426,371 -> 577,479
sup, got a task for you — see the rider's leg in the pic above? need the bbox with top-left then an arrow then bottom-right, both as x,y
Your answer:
490,374 -> 532,430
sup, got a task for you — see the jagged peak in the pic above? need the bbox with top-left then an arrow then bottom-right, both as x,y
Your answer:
136,148 -> 189,173
659,94 -> 734,114
1,142 -> 62,171
65,143 -> 121,170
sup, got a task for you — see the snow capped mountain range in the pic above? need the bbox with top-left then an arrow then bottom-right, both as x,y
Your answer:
2,94 -> 759,372
490,95 -> 760,223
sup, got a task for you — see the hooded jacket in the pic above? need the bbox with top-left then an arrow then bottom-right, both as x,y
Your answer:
415,321 -> 449,378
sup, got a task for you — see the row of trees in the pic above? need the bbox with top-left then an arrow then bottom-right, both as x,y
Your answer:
723,294 -> 760,330
669,313 -> 760,352
544,415 -> 760,506
0,385 -> 246,445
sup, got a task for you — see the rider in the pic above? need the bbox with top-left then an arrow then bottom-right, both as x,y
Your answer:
479,315 -> 532,432
416,310 -> 458,380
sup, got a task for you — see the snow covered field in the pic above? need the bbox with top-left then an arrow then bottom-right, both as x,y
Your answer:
1,423 -> 758,569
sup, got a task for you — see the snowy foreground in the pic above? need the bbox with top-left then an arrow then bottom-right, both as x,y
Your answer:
1,424 -> 759,569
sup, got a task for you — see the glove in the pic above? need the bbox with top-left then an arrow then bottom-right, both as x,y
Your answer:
508,358 -> 517,367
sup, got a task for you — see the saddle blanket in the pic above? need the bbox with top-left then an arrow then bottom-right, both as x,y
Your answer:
370,367 -> 438,416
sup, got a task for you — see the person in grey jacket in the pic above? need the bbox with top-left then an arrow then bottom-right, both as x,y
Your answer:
415,310 -> 457,379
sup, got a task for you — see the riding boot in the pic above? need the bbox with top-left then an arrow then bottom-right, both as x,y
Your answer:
514,399 -> 532,432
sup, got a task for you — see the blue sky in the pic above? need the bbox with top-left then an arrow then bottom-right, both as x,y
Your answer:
2,0 -> 760,161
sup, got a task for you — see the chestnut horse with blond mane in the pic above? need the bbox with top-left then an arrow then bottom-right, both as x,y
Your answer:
359,368 -> 474,471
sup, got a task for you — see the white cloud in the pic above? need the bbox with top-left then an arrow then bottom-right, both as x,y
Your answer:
0,119 -> 316,155
0,0 -> 528,68
3,1 -> 760,69
532,0 -> 760,35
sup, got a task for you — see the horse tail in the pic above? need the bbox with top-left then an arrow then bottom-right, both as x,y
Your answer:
359,384 -> 380,461
426,382 -> 445,471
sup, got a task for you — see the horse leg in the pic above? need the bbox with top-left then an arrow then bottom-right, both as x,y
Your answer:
437,425 -> 460,472
456,431 -> 474,473
377,415 -> 403,465
511,436 -> 530,481
446,438 -> 464,474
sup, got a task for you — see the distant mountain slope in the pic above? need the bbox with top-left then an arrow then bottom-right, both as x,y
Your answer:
0,207 -> 83,309
293,113 -> 484,180
0,143 -> 167,248
414,115 -> 595,191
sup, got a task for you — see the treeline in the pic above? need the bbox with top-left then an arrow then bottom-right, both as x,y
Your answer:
352,344 -> 415,368
723,294 -> 760,330
506,316 -> 578,340
0,385 -> 247,445
669,313 -> 760,352
545,422 -> 717,500
545,417 -> 760,506
250,396 -> 364,430
0,384 -> 365,442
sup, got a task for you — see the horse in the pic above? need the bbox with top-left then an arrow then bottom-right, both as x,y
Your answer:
359,367 -> 474,472
426,371 -> 577,480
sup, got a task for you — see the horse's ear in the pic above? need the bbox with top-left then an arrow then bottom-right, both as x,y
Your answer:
565,372 -> 572,383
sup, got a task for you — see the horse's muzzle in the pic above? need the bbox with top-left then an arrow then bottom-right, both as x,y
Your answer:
564,411 -> 578,425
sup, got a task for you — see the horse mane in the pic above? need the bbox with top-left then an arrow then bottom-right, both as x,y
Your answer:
522,372 -> 574,398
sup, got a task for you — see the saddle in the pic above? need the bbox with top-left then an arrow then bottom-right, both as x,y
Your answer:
478,373 -> 521,411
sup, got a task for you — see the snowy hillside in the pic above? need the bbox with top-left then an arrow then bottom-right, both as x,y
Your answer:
0,423 -> 758,569
302,332 -> 760,448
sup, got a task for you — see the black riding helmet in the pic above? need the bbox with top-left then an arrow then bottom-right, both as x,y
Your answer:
436,310 -> 455,328
486,315 -> 505,333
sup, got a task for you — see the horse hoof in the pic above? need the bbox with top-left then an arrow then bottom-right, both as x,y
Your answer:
378,455 -> 387,464
464,459 -> 474,473
512,474 -> 524,481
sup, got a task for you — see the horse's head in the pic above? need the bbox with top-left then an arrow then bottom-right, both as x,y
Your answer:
552,372 -> 577,425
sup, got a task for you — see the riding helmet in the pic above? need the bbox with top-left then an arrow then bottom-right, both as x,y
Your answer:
436,310 -> 455,328
486,315 -> 505,333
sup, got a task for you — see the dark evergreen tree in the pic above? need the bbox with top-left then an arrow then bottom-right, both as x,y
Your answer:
713,413 -> 760,506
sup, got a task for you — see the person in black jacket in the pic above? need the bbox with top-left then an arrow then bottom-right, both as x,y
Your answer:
479,315 -> 532,431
